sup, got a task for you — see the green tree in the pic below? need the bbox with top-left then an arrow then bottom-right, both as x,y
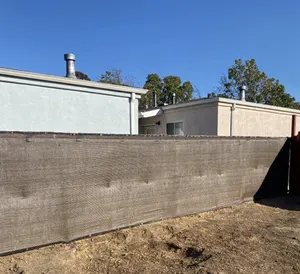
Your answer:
218,59 -> 299,108
180,81 -> 194,102
159,76 -> 194,104
140,74 -> 194,110
75,71 -> 91,81
162,76 -> 182,104
140,74 -> 162,109
99,69 -> 123,85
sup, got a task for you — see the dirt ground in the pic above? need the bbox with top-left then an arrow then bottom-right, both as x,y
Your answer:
0,197 -> 299,274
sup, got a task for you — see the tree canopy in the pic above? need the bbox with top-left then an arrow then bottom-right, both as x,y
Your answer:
98,69 -> 135,87
140,74 -> 194,110
218,59 -> 299,109
75,71 -> 91,81
76,59 -> 298,111
180,81 -> 194,102
99,69 -> 123,85
140,73 -> 162,109
77,68 -> 194,109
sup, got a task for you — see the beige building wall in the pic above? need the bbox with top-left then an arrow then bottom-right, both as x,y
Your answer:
217,100 -> 300,137
139,115 -> 164,134
140,102 -> 218,135
140,98 -> 300,137
217,104 -> 232,136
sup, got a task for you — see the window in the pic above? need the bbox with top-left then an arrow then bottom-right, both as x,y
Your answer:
166,122 -> 184,136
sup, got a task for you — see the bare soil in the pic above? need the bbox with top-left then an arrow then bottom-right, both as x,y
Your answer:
0,197 -> 300,274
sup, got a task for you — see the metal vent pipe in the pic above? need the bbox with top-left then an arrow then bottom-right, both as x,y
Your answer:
64,53 -> 76,79
240,85 -> 246,101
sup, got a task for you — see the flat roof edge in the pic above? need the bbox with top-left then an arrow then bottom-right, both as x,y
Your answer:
0,68 -> 148,95
139,96 -> 300,118
217,97 -> 300,114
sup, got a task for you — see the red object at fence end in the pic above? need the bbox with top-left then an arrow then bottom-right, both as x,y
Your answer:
291,115 -> 297,137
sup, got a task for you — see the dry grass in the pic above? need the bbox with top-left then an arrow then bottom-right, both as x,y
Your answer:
1,197 -> 300,274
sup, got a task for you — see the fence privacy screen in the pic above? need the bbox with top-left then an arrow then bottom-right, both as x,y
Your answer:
0,133 -> 289,254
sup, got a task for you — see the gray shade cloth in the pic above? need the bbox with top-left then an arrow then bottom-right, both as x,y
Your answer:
0,133 -> 289,254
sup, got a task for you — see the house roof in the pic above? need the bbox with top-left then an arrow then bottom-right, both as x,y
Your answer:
139,97 -> 218,118
139,97 -> 300,118
0,68 -> 148,95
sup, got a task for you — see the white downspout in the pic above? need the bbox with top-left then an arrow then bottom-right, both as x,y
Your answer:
130,92 -> 136,134
230,103 -> 236,136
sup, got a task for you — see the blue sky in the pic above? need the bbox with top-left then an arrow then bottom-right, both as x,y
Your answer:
1,0 -> 299,99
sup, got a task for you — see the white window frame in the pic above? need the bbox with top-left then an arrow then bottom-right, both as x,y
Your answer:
166,120 -> 184,136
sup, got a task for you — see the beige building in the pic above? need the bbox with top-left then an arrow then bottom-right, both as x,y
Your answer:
139,97 -> 300,137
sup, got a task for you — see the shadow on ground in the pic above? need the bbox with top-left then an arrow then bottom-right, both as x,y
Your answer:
254,139 -> 290,200
254,139 -> 300,210
255,196 -> 300,211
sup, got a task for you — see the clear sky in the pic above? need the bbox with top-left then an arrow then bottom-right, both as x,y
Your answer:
1,0 -> 299,99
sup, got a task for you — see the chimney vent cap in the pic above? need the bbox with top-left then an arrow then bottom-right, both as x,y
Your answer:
241,85 -> 247,91
64,53 -> 75,61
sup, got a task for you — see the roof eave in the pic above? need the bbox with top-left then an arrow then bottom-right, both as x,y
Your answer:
0,68 -> 148,95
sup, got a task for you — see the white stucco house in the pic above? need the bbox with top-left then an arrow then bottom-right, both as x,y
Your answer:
0,54 -> 147,134
139,97 -> 300,137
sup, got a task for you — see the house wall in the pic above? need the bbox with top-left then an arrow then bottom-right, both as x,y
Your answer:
139,103 -> 218,135
139,115 -> 162,134
218,102 -> 300,137
217,104 -> 232,136
0,76 -> 139,134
